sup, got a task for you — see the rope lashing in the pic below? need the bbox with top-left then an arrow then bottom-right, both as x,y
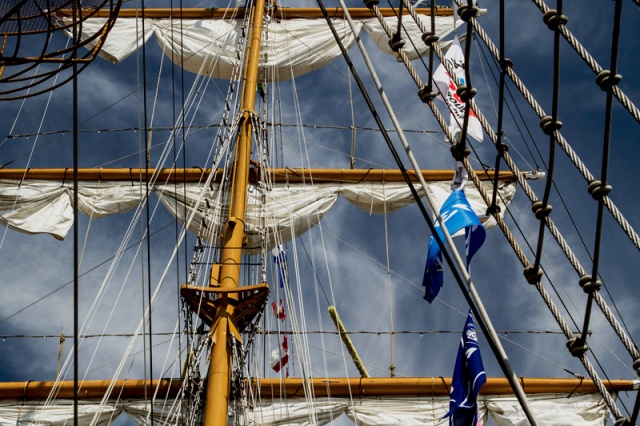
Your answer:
542,9 -> 568,31
539,115 -> 562,135
456,85 -> 477,102
595,69 -> 622,92
389,31 -> 405,52
567,335 -> 589,357
418,85 -> 437,102
632,357 -> 640,376
456,4 -> 480,22
450,143 -> 471,161
523,265 -> 543,285
421,32 -> 439,46
614,418 -> 633,426
531,200 -> 552,220
578,275 -> 602,294
587,179 -> 612,200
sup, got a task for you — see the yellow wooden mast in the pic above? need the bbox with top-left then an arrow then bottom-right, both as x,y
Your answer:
181,0 -> 269,424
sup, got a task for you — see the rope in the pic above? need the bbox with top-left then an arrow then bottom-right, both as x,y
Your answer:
383,0 -> 637,419
447,0 -> 640,365
468,2 -> 640,252
529,0 -> 640,125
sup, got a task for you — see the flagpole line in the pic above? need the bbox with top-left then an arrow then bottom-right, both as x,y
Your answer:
335,2 -> 538,425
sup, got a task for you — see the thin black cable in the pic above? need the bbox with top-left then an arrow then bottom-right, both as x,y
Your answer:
72,1 -> 79,424
488,0 -> 506,214
531,2 -> 564,275
139,1 -> 155,420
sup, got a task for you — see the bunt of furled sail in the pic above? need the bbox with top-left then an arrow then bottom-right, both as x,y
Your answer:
0,393 -> 608,426
60,13 -> 460,80
0,178 -> 515,248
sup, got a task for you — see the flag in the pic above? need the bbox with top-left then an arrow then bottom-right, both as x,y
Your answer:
272,245 -> 287,287
271,299 -> 287,320
422,190 -> 486,302
445,310 -> 486,426
432,38 -> 483,142
270,336 -> 289,374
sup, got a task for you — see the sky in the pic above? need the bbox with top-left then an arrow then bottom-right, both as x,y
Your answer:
0,0 -> 639,425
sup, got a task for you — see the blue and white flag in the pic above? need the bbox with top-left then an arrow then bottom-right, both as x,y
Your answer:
445,310 -> 486,426
272,245 -> 287,287
422,190 -> 485,302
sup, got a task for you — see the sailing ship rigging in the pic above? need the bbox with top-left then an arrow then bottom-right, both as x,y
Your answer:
0,0 -> 639,425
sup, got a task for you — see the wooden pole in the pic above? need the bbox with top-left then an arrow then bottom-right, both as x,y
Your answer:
200,0 -> 266,424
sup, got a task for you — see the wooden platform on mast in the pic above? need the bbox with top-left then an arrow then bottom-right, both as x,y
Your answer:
180,282 -> 270,334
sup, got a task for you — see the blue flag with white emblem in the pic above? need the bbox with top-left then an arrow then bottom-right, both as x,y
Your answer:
445,310 -> 486,426
422,190 -> 485,303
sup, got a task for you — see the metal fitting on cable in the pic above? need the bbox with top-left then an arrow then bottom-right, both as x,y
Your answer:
531,200 -> 552,220
543,9 -> 568,31
578,274 -> 602,294
456,4 -> 479,22
595,69 -> 622,91
523,265 -> 543,284
566,335 -> 589,357
587,179 -> 612,200
539,115 -> 563,135
421,32 -> 439,46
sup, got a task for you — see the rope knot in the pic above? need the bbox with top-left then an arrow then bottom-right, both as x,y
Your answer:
632,357 -> 640,376
450,143 -> 470,161
595,70 -> 622,91
421,32 -> 439,46
486,204 -> 501,215
501,58 -> 513,70
566,335 -> 589,357
496,140 -> 509,156
456,5 -> 480,22
578,274 -> 602,294
587,179 -> 612,200
523,265 -> 543,284
539,115 -> 563,135
388,32 -> 405,52
543,9 -> 568,31
418,85 -> 437,103
531,200 -> 552,220
456,84 -> 477,102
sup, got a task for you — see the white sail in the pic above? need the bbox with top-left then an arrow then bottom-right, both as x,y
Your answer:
0,179 -> 515,244
63,15 -> 460,79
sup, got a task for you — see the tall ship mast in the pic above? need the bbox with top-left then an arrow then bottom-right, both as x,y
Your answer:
0,1 -> 639,425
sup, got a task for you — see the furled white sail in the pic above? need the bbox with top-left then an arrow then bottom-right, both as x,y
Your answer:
0,392 -> 608,426
63,15 -> 460,79
0,179 -> 515,244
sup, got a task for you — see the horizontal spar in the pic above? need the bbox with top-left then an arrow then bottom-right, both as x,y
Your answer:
58,7 -> 454,20
0,377 -> 634,400
0,168 -> 520,183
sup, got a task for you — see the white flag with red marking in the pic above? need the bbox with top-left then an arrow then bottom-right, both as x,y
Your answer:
270,336 -> 289,374
271,299 -> 287,320
432,38 -> 483,142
